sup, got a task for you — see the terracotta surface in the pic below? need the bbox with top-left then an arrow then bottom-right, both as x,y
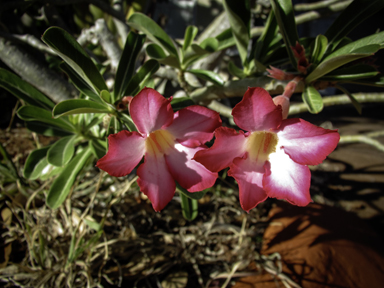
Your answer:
233,202 -> 384,288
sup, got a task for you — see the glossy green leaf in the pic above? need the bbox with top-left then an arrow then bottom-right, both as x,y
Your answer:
199,37 -> 219,52
180,192 -> 198,221
347,75 -> 384,87
107,116 -> 121,135
146,43 -> 180,68
255,10 -> 280,62
306,47 -> 379,83
25,122 -> 73,137
60,63 -> 102,103
118,112 -> 137,132
0,68 -> 54,109
46,147 -> 93,209
324,0 -> 384,52
215,28 -> 236,51
336,85 -> 362,114
324,32 -> 384,61
302,85 -> 323,114
182,44 -> 212,68
47,135 -> 77,167
53,99 -> 113,118
228,61 -> 247,79
223,0 -> 250,65
23,146 -> 50,179
319,64 -> 379,81
42,27 -> 108,94
127,12 -> 178,56
17,106 -> 75,131
270,0 -> 299,68
99,90 -> 111,104
114,32 -> 146,100
90,139 -> 107,159
124,59 -> 160,96
311,35 -> 328,65
170,97 -> 195,111
183,26 -> 198,51
187,69 -> 224,86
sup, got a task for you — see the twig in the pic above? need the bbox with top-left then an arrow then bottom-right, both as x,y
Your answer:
289,93 -> 384,115
294,0 -> 351,11
339,135 -> 384,152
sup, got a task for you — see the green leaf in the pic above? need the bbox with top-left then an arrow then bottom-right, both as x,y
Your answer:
223,0 -> 250,66
53,99 -> 113,118
60,63 -> 102,103
124,59 -> 160,96
228,61 -> 247,79
42,27 -> 108,94
46,147 -> 93,209
176,182 -> 206,200
324,0 -> 384,52
302,85 -> 323,114
255,10 -> 281,64
215,28 -> 235,51
183,26 -> 198,51
117,112 -> 137,132
17,106 -> 75,132
324,32 -> 384,61
306,47 -> 379,83
311,35 -> 328,65
47,135 -> 77,167
170,97 -> 195,111
199,38 -> 219,52
25,122 -> 73,137
89,139 -> 107,159
319,64 -> 379,81
127,13 -> 178,56
0,68 -> 54,109
182,44 -> 212,68
270,0 -> 299,68
187,69 -> 224,86
146,43 -> 180,68
107,116 -> 121,135
114,32 -> 146,100
180,192 -> 198,221
336,85 -> 362,114
100,90 -> 111,104
23,146 -> 50,179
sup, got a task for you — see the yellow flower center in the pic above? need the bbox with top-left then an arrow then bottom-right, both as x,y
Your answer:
145,129 -> 175,157
246,131 -> 278,163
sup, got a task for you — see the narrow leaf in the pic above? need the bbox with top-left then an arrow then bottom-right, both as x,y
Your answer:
114,32 -> 146,100
199,38 -> 219,52
124,59 -> 160,96
42,27 -> 107,94
60,63 -> 102,103
302,85 -> 323,114
17,106 -> 75,131
336,85 -> 362,114
0,68 -> 54,109
183,26 -> 198,51
53,99 -> 113,118
170,97 -> 195,111
324,0 -> 384,52
26,122 -> 73,137
270,0 -> 299,67
46,147 -> 93,209
255,9 -> 280,61
187,69 -> 224,86
223,0 -> 250,66
311,35 -> 328,65
127,13 -> 178,56
180,192 -> 198,221
23,146 -> 50,179
47,135 -> 77,167
146,44 -> 180,68
216,28 -> 236,51
228,61 -> 247,79
319,64 -> 379,81
90,139 -> 107,159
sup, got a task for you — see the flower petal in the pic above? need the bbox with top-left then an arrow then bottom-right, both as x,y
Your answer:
276,118 -> 340,165
96,131 -> 145,177
232,87 -> 282,132
228,155 -> 268,212
137,153 -> 175,212
263,148 -> 312,206
129,87 -> 174,135
166,105 -> 222,147
165,144 -> 218,192
193,127 -> 247,172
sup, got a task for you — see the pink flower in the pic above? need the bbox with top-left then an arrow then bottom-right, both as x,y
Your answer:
194,87 -> 339,212
97,88 -> 222,211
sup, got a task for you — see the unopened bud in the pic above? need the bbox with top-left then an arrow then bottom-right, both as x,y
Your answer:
273,95 -> 290,119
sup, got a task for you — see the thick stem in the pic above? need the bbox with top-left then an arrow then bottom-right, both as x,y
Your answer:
0,37 -> 76,103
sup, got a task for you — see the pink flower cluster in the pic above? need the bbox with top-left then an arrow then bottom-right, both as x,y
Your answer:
97,87 -> 339,212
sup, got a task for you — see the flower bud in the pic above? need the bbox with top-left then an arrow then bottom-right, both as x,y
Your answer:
273,95 -> 290,119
